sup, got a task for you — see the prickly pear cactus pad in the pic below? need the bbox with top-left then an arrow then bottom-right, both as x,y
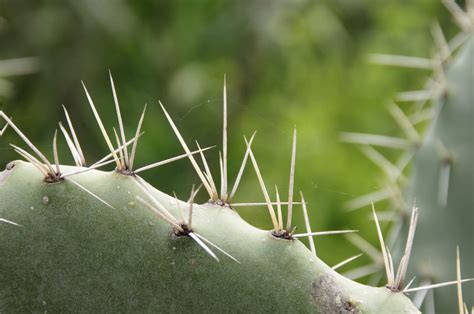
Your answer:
0,68 -> 425,312
0,161 -> 418,312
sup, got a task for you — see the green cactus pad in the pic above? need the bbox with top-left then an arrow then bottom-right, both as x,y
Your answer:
0,161 -> 418,313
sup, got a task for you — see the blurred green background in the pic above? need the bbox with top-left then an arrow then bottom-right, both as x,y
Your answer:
0,0 -> 459,281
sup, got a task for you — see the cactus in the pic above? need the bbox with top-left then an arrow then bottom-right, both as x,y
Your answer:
0,71 -> 426,312
342,2 -> 474,312
404,33 -> 474,313
0,160 -> 420,312
1,4 -> 473,311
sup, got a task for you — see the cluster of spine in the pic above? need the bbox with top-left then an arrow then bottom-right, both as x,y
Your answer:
342,1 -> 473,313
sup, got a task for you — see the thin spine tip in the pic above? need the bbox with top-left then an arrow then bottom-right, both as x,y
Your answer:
245,135 -> 279,230
188,232 -> 219,262
293,230 -> 358,238
195,140 -> 217,200
332,253 -> 363,271
457,246 -> 464,314
286,128 -> 297,231
275,185 -> 283,231
81,81 -> 121,168
193,232 -> 240,263
129,104 -> 147,170
59,122 -> 82,167
159,101 -> 214,198
228,131 -> 257,201
68,178 -> 115,210
133,176 -> 179,224
11,146 -> 48,176
222,75 -> 228,201
300,191 -> 316,257
109,71 -> 130,169
60,158 -> 117,179
404,278 -> 474,293
52,129 -> 60,175
113,127 -> 125,169
0,218 -> 22,227
62,105 -> 86,166
0,111 -> 55,174
134,146 -> 215,174
218,151 -> 224,200
371,203 -> 394,286
0,117 -> 10,135
395,204 -> 418,289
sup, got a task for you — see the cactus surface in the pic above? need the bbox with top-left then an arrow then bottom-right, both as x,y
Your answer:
404,34 -> 474,312
0,160 -> 418,312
